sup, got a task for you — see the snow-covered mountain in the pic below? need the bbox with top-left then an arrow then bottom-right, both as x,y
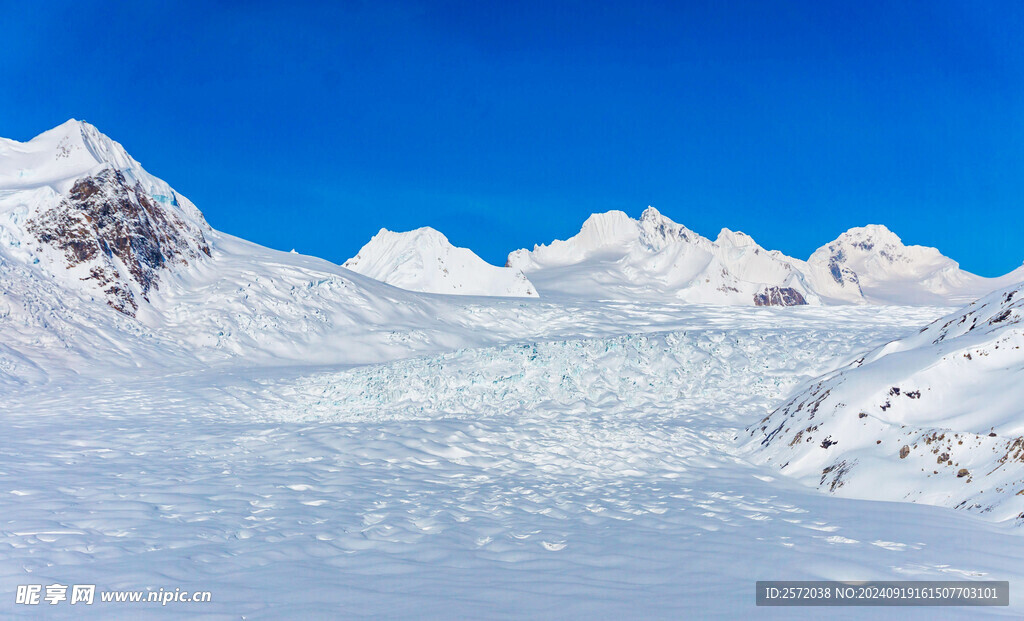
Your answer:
506,207 -> 817,305
801,224 -> 1024,305
344,227 -> 537,297
748,281 -> 1024,520
508,209 -> 1023,306
0,119 -> 211,315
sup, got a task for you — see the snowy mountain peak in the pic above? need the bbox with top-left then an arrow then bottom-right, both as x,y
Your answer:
715,228 -> 757,248
344,227 -> 537,297
804,224 -> 957,304
50,118 -> 135,166
576,210 -> 640,248
637,207 -> 698,250
797,223 -> 1024,305
1,120 -> 207,226
1,121 -> 212,315
2,119 -> 139,192
639,205 -> 667,223
812,224 -> 948,271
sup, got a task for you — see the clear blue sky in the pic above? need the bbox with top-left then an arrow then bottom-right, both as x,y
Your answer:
3,1 -> 1023,275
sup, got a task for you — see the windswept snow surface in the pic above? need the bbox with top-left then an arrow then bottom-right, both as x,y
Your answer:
4,302 -> 1024,619
344,227 -> 537,297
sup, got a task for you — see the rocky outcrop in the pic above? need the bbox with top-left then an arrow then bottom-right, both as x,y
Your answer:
753,286 -> 807,306
26,168 -> 211,315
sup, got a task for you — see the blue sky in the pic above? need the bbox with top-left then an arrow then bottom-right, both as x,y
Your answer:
3,1 -> 1023,275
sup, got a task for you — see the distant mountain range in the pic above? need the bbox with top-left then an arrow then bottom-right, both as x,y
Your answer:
347,206 -> 1023,306
505,208 -> 1024,305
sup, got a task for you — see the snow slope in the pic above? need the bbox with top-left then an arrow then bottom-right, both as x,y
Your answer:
507,207 -> 818,305
7,303 -> 1024,620
748,281 -> 1024,521
344,227 -> 537,297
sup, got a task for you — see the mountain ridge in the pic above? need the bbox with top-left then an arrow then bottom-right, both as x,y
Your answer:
2,120 -> 1022,310
507,208 -> 1024,306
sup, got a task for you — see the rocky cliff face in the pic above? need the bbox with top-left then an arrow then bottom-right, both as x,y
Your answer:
26,168 -> 211,315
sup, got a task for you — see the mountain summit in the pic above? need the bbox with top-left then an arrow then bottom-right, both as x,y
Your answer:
0,120 -> 211,315
802,224 -> 1024,305
344,227 -> 537,297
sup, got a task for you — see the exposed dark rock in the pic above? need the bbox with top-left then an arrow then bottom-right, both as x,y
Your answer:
820,459 -> 853,491
899,445 -> 910,459
753,286 -> 807,307
26,168 -> 211,316
990,310 -> 1012,324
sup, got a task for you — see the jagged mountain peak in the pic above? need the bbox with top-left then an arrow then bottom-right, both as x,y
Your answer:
639,205 -> 667,223
637,207 -> 700,250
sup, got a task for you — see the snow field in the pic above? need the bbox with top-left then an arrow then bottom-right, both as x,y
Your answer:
3,306 -> 1024,619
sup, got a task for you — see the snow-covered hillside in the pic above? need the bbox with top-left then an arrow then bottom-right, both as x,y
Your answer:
802,224 -> 1024,305
507,207 -> 818,305
748,281 -> 1024,520
344,227 -> 537,297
